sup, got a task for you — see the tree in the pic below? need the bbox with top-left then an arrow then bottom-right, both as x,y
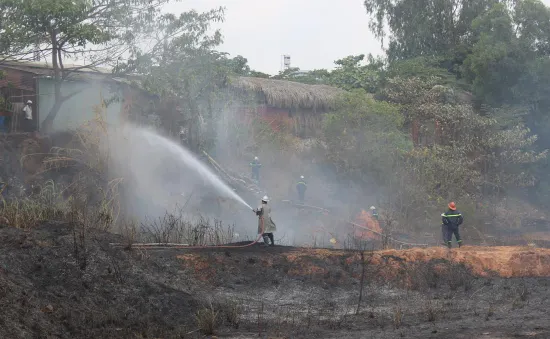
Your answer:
329,54 -> 384,92
323,89 -> 409,183
0,0 -> 191,131
382,77 -> 547,200
271,67 -> 330,84
362,0 -> 516,62
249,70 -> 270,78
116,7 -> 226,152
226,55 -> 250,76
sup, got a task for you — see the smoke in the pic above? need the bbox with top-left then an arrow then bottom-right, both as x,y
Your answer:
97,108 -> 382,247
211,107 -> 383,246
102,124 -> 255,235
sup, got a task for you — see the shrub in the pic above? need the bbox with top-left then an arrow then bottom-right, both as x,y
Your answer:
195,304 -> 219,335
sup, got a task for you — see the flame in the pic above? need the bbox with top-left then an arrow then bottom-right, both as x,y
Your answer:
354,209 -> 383,240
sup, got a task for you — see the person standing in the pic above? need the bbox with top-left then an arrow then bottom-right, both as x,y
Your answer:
370,206 -> 379,219
296,175 -> 307,203
254,195 -> 276,246
249,156 -> 262,182
22,100 -> 33,132
441,202 -> 464,248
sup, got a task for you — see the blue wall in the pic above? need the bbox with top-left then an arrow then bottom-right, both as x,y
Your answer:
38,78 -> 123,132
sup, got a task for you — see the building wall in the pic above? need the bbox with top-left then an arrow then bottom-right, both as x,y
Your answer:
236,104 -> 323,138
0,68 -> 37,133
37,78 -> 123,131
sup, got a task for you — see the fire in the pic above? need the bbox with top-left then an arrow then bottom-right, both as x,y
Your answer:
354,209 -> 383,240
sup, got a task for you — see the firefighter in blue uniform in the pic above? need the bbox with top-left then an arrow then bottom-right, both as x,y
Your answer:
370,206 -> 379,219
296,175 -> 307,203
249,156 -> 262,182
441,202 -> 464,248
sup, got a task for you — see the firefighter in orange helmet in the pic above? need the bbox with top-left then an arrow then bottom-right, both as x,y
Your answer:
441,202 -> 464,248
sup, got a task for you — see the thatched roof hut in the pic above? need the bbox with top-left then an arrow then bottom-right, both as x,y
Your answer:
229,76 -> 344,111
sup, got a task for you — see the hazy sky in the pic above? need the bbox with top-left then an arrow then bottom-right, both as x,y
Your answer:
164,0 -> 383,75
165,0 -> 550,75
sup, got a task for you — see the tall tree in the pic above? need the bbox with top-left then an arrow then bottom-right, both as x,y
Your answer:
116,7 -> 226,152
329,54 -> 384,92
0,0 -> 186,131
363,0 -> 515,62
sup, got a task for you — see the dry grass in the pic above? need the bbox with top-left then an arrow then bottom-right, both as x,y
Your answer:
230,76 -> 343,110
0,180 -> 67,228
195,303 -> 220,335
424,299 -> 443,322
1,95 -> 121,231
392,304 -> 404,329
139,211 -> 236,245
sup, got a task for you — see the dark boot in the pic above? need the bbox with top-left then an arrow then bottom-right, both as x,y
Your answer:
447,242 -> 452,249
268,233 -> 275,246
262,234 -> 270,246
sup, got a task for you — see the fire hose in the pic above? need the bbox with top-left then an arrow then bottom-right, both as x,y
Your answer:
109,208 -> 265,249
110,201 -> 429,249
0,180 -> 428,250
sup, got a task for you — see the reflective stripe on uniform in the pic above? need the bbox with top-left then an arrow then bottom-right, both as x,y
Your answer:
297,181 -> 306,186
441,213 -> 462,217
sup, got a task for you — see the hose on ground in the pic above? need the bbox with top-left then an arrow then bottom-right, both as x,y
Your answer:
110,209 -> 266,249
110,201 -> 428,249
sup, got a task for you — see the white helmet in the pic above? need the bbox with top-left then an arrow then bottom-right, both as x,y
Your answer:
261,195 -> 269,202
254,156 -> 258,160
370,206 -> 376,210
26,100 -> 32,104
300,175 -> 304,179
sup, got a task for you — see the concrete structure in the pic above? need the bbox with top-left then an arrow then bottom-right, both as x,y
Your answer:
0,61 -> 150,133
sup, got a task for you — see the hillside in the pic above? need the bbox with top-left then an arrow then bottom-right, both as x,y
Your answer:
1,222 -> 549,339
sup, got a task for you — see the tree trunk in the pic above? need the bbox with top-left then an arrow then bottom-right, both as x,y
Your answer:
41,72 -> 63,132
183,78 -> 201,152
41,31 -> 63,133
356,250 -> 366,315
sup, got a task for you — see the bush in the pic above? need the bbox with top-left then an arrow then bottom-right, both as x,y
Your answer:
195,304 -> 219,335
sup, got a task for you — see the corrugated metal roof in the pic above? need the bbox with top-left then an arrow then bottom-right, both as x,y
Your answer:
1,60 -> 112,74
0,60 -> 145,90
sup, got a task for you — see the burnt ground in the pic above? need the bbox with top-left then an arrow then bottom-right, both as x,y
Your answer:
172,245 -> 550,339
0,222 -> 199,339
0,224 -> 549,339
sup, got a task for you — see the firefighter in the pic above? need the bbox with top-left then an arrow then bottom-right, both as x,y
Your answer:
254,195 -> 276,246
441,202 -> 464,248
370,206 -> 379,219
296,175 -> 307,203
249,156 -> 262,182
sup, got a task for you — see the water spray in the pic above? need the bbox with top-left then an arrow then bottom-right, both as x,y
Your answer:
132,127 -> 253,211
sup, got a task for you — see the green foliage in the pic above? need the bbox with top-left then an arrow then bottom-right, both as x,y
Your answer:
363,0 -> 516,62
323,90 -> 410,180
226,55 -> 251,76
115,7 -> 227,152
388,77 -> 546,199
357,0 -> 550,210
0,0 -> 187,130
329,54 -> 384,92
270,67 -> 330,84
249,70 -> 271,78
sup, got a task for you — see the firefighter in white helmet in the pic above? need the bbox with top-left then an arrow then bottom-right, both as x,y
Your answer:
249,156 -> 262,182
370,206 -> 379,220
296,175 -> 307,203
253,195 -> 277,246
